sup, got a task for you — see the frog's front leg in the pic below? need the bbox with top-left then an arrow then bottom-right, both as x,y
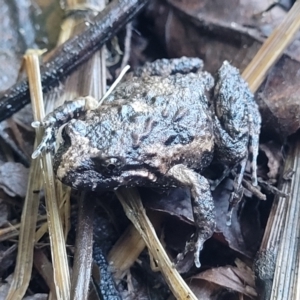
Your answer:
213,62 -> 261,222
32,96 -> 97,158
213,114 -> 248,209
167,164 -> 215,268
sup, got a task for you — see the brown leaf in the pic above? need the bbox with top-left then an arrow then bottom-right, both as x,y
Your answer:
259,141 -> 283,180
213,179 -> 261,258
142,187 -> 193,223
191,261 -> 257,298
0,244 -> 17,277
183,280 -> 224,300
142,178 -> 261,259
0,162 -> 29,197
0,195 -> 11,227
257,56 -> 300,135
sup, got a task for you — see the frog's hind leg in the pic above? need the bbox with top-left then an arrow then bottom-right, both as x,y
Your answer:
247,98 -> 261,187
227,158 -> 247,225
167,164 -> 215,268
212,62 -> 261,224
213,115 -> 249,222
32,96 -> 97,158
227,100 -> 261,224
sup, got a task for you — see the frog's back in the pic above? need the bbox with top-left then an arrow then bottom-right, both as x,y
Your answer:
85,72 -> 214,173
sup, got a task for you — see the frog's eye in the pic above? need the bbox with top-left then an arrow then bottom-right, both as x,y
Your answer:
104,157 -> 123,174
107,163 -> 116,171
92,156 -> 123,176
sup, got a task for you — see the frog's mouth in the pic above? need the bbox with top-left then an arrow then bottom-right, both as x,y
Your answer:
53,138 -> 132,191
53,127 -> 159,191
54,148 -> 159,191
54,129 -> 103,186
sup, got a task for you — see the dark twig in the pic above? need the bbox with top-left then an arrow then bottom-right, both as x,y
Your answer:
0,0 -> 148,122
71,192 -> 95,300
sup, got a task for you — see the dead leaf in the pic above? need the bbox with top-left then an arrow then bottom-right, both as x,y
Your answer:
141,187 -> 193,224
0,274 -> 12,299
190,262 -> 257,298
257,56 -> 300,136
142,178 -> 261,260
173,280 -> 224,300
23,294 -> 48,300
213,179 -> 261,258
0,162 -> 29,197
259,141 -> 283,180
0,204 -> 9,227
0,244 -> 17,277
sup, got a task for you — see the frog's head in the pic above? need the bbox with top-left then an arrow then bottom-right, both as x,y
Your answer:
53,117 -> 155,191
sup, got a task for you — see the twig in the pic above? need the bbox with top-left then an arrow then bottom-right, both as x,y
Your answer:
71,192 -> 95,300
26,53 -> 71,300
120,22 -> 133,70
242,0 -> 300,91
241,1 -> 300,299
0,0 -> 149,121
116,187 -> 198,300
5,146 -> 42,300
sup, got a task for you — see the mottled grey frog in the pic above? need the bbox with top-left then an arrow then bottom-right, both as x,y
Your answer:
33,57 -> 261,267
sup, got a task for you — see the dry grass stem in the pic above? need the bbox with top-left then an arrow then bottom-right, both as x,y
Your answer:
108,224 -> 146,281
5,149 -> 42,300
33,249 -> 56,296
55,1 -> 107,299
241,2 -> 300,299
242,0 -> 300,92
0,215 -> 47,242
268,137 -> 300,300
26,53 -> 71,300
116,187 -> 198,300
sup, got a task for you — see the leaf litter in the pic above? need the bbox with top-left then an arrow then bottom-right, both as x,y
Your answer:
0,0 -> 298,299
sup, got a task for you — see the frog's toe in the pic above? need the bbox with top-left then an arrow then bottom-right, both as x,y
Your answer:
176,232 -> 206,268
31,121 -> 43,128
227,185 -> 244,226
32,127 -> 56,159
193,233 -> 206,268
176,236 -> 197,265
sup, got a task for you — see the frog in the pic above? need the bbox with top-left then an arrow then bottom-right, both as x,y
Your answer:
32,57 -> 261,268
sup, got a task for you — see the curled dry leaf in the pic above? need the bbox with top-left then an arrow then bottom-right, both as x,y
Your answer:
259,141 -> 283,180
190,260 -> 257,298
141,187 -> 193,223
213,179 -> 261,258
178,280 -> 224,300
0,162 -> 29,198
143,178 -> 261,261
